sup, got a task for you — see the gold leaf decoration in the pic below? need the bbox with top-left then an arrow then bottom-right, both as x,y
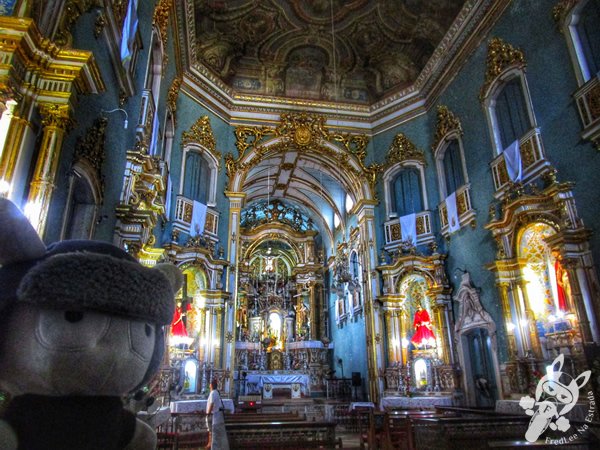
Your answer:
481,38 -> 526,99
182,116 -> 221,163
385,133 -> 426,167
432,105 -> 462,151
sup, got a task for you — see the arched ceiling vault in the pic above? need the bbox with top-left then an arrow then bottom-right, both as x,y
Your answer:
173,0 -> 502,130
228,113 -> 376,252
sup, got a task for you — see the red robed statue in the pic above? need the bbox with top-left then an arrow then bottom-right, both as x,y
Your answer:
171,301 -> 192,338
411,305 -> 436,347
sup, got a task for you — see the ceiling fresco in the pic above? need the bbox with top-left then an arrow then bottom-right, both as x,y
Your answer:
190,0 -> 467,105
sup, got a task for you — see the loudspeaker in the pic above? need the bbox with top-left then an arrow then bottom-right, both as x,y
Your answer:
351,372 -> 361,387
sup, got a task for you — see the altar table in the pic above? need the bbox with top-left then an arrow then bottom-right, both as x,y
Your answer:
170,398 -> 235,414
244,373 -> 311,396
380,396 -> 453,410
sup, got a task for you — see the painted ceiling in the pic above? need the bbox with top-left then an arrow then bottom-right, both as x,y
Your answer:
189,0 -> 467,105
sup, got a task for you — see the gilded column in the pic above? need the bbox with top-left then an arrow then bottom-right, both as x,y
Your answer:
384,310 -> 394,364
309,281 -> 317,340
26,103 -> 71,235
0,101 -> 28,197
432,301 -> 451,364
564,260 -> 594,343
400,308 -> 409,366
517,278 -> 542,358
498,282 -> 517,359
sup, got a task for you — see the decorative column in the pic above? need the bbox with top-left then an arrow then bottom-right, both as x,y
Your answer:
0,100 -> 28,198
25,103 -> 71,235
224,191 -> 245,394
400,309 -> 409,366
517,276 -> 542,358
498,282 -> 517,359
564,259 -> 594,343
432,300 -> 452,365
309,281 -> 318,340
356,200 -> 384,402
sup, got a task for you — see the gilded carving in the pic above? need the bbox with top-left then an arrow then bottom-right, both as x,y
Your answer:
182,116 -> 221,163
588,84 -> 600,121
153,0 -> 173,52
521,139 -> 535,168
432,105 -> 463,151
390,223 -> 401,241
167,76 -> 182,117
235,125 -> 272,159
39,104 -> 72,129
94,12 -> 106,39
481,38 -> 526,98
385,133 -> 426,167
73,116 -> 107,177
55,0 -> 95,47
274,112 -> 329,149
112,0 -> 128,31
552,0 -> 579,27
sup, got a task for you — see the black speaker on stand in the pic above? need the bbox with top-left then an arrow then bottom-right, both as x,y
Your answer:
351,372 -> 361,401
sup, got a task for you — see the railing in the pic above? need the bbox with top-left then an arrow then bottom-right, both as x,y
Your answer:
383,211 -> 433,248
173,195 -> 219,237
490,128 -> 551,196
574,75 -> 600,148
438,184 -> 476,235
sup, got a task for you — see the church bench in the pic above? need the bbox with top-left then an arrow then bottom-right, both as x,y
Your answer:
225,411 -> 306,422
412,416 -> 531,450
225,420 -> 341,449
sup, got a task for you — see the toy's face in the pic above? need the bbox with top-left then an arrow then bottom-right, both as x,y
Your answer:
0,303 -> 158,396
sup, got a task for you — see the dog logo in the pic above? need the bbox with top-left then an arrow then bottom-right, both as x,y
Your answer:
519,354 -> 591,442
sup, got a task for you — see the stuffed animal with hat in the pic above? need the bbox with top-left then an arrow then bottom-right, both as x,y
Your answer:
0,198 -> 182,449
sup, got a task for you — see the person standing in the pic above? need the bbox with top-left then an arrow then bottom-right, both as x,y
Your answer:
206,379 -> 229,450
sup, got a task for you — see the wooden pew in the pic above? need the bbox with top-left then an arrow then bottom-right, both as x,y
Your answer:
412,415 -> 531,449
225,411 -> 306,423
226,420 -> 342,449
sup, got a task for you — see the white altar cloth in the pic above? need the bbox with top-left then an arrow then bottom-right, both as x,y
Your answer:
380,396 -> 453,410
170,398 -> 235,414
245,373 -> 311,395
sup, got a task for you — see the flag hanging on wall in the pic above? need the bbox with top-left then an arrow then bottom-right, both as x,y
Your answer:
503,139 -> 522,182
190,201 -> 207,237
445,191 -> 460,234
400,213 -> 417,246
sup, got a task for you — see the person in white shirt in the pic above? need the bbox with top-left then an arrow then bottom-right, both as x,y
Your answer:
206,379 -> 229,450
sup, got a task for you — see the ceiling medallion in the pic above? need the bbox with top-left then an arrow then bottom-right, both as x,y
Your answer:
294,125 -> 312,146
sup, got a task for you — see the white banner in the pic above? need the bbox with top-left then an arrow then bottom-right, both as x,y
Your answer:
400,213 -> 417,246
190,201 -> 207,237
503,139 -> 522,182
446,191 -> 460,233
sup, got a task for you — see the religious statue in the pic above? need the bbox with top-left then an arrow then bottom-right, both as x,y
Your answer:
553,254 -> 570,312
171,300 -> 192,344
411,304 -> 436,347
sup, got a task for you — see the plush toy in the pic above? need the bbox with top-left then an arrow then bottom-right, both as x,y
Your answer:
0,198 -> 182,449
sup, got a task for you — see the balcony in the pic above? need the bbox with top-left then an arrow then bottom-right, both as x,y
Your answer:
173,195 -> 219,239
438,184 -> 476,236
136,89 -> 156,145
383,211 -> 434,250
490,128 -> 551,197
574,75 -> 600,150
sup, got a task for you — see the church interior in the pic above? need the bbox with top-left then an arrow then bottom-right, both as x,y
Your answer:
1,0 -> 600,448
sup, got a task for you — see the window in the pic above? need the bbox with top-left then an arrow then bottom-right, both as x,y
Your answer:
183,151 -> 211,204
576,0 -> 600,77
494,77 -> 530,150
345,193 -> 354,213
120,0 -> 139,68
442,140 -> 465,196
392,168 -> 423,216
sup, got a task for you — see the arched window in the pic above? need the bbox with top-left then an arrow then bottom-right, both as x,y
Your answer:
494,77 -> 530,150
392,168 -> 423,216
61,166 -> 101,240
183,151 -> 211,204
442,140 -> 465,196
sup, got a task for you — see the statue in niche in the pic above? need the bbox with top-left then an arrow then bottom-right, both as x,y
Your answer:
454,270 -> 496,336
411,303 -> 436,348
